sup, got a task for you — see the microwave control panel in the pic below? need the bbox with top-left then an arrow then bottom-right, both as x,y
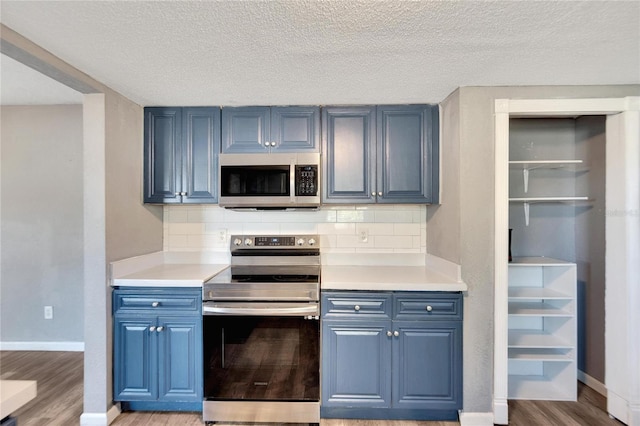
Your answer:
295,165 -> 318,196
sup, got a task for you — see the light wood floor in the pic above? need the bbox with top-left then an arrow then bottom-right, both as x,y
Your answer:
0,351 -> 623,426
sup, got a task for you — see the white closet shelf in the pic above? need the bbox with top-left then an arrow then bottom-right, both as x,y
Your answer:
508,347 -> 572,361
508,302 -> 572,317
509,160 -> 584,170
508,287 -> 573,300
509,257 -> 573,266
508,330 -> 573,349
509,196 -> 590,202
508,375 -> 576,401
509,198 -> 590,226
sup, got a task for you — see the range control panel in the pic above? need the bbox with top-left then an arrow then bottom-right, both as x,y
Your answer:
255,236 -> 296,247
231,235 -> 318,248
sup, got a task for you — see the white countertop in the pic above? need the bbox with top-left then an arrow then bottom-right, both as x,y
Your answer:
321,265 -> 467,291
0,380 -> 37,418
110,251 -> 466,292
112,263 -> 228,287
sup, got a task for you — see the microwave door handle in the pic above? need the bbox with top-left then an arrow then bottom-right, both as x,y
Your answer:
290,161 -> 296,203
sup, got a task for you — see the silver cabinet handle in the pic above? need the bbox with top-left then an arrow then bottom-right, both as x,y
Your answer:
393,331 -> 399,337
354,305 -> 361,311
426,305 -> 433,312
371,191 -> 376,196
272,142 -> 277,147
387,331 -> 393,337
149,326 -> 156,332
378,191 -> 383,197
156,326 -> 164,332
151,302 -> 159,307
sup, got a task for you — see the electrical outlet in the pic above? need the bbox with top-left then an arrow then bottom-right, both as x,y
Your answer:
44,306 -> 53,320
359,229 -> 369,243
218,228 -> 227,243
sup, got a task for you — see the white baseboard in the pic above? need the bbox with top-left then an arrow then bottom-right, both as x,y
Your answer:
492,398 -> 509,425
0,341 -> 84,351
578,370 -> 607,397
80,404 -> 121,426
459,411 -> 495,426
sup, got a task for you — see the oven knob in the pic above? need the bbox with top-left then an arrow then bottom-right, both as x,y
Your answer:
244,238 -> 253,246
296,238 -> 305,246
308,238 -> 316,246
233,238 -> 242,246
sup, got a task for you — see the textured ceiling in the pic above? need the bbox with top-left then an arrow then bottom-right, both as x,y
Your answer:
1,0 -> 638,106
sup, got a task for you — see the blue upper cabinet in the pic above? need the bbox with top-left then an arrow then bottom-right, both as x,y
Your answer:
222,106 -> 320,153
144,107 -> 220,204
144,107 -> 182,203
322,107 -> 376,203
323,105 -> 439,204
221,107 -> 270,153
182,107 -> 220,204
271,106 -> 320,152
377,105 -> 439,204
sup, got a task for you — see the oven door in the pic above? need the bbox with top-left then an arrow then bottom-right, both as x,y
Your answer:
203,305 -> 320,403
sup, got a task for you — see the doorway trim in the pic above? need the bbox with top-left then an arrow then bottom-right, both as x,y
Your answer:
493,97 -> 640,425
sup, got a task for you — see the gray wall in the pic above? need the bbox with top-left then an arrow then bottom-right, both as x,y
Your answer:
105,92 -> 162,262
82,90 -> 163,416
432,84 -> 639,413
1,105 -> 84,343
575,116 -> 606,383
509,118 -> 577,260
427,90 -> 461,263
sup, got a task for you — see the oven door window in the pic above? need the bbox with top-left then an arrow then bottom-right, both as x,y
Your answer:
221,166 -> 290,197
203,315 -> 319,401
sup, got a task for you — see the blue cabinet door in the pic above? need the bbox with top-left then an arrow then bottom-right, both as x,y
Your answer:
222,106 -> 319,153
157,316 -> 203,401
182,107 -> 220,204
271,106 -> 320,152
392,321 -> 462,410
221,107 -> 270,153
376,105 -> 439,204
144,108 -> 182,203
322,107 -> 376,203
114,316 -> 157,401
321,320 -> 392,408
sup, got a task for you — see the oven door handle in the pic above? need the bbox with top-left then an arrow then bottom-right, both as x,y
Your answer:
203,303 -> 319,316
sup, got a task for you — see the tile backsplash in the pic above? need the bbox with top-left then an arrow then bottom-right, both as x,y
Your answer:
164,205 -> 427,254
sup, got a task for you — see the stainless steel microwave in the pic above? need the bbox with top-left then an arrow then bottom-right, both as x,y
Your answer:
218,153 -> 320,209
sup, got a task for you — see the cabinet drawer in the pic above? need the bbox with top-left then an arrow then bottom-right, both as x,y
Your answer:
394,293 -> 462,320
321,292 -> 392,319
114,288 -> 201,314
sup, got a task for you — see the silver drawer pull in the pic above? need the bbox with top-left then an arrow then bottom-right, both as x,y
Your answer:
151,301 -> 160,307
386,330 -> 392,337
354,305 -> 361,311
149,326 -> 156,332
426,305 -> 433,312
156,326 -> 164,332
393,331 -> 399,337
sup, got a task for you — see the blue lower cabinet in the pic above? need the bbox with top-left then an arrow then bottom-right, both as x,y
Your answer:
113,288 -> 202,411
157,317 -> 202,401
113,316 -> 157,401
321,320 -> 392,408
392,321 -> 462,411
321,291 -> 462,420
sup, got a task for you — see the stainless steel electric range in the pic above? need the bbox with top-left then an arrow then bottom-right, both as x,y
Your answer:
202,234 -> 320,425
